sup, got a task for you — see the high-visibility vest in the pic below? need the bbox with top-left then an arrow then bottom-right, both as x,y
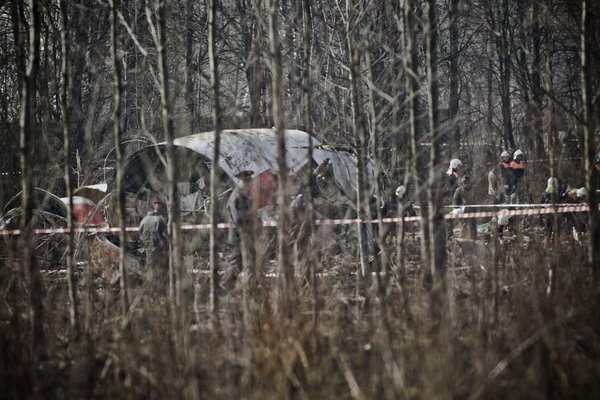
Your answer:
510,161 -> 525,180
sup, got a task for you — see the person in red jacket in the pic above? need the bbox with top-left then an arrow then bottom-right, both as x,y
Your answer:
509,149 -> 527,203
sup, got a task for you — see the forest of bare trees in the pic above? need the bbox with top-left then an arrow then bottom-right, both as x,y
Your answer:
1,0 -> 600,398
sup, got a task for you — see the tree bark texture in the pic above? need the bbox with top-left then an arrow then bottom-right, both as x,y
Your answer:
403,0 -> 432,277
346,0 -> 372,282
60,0 -> 79,333
268,0 -> 294,313
20,0 -> 46,365
425,0 -> 447,283
448,0 -> 460,156
109,0 -> 129,316
208,0 -> 221,315
581,0 -> 600,281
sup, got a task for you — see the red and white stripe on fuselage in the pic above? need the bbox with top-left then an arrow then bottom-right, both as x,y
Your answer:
60,196 -> 106,225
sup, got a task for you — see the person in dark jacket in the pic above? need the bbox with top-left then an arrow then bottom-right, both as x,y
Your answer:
222,170 -> 256,289
138,200 -> 169,282
540,177 -> 559,248
444,158 -> 463,204
500,150 -> 513,197
593,152 -> 600,202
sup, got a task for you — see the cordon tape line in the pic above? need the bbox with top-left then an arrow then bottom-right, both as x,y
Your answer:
0,204 -> 594,236
522,157 -> 582,163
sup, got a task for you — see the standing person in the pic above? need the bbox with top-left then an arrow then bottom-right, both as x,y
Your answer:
540,177 -> 559,248
138,200 -> 169,283
223,170 -> 256,289
541,177 -> 559,203
593,152 -> 600,202
488,151 -> 512,204
500,150 -> 514,199
452,174 -> 476,239
509,149 -> 527,204
444,158 -> 463,204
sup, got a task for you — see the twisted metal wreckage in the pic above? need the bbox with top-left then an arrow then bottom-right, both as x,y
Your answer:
1,129 -> 377,275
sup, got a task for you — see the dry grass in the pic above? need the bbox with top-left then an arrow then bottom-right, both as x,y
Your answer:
1,227 -> 600,400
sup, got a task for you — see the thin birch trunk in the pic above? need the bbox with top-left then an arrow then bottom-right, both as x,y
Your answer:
9,4 -> 27,394
156,2 -> 198,398
20,0 -> 46,365
208,0 -> 221,316
364,14 -> 405,390
301,0 -> 318,329
155,0 -> 183,324
545,14 -> 559,296
448,0 -> 460,155
346,0 -> 372,285
425,0 -> 446,284
498,0 -> 515,149
250,0 -> 263,127
268,0 -> 294,315
184,0 -> 195,133
486,29 -> 494,145
531,0 -> 544,159
581,0 -> 600,281
402,0 -> 431,278
425,4 -> 450,396
393,2 -> 412,323
109,0 -> 129,317
60,0 -> 79,334
364,19 -> 388,287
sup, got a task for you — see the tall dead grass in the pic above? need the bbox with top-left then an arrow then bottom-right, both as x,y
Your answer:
1,226 -> 599,399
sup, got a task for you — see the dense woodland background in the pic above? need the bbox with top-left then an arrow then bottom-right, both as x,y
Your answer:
1,0 -> 600,399
1,0 -> 599,197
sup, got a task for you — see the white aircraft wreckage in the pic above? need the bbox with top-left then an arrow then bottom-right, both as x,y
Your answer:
112,128 -> 376,227
0,187 -> 108,269
1,129 -> 378,280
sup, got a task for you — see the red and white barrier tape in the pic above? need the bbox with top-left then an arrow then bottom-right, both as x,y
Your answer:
523,157 -> 582,163
1,204 -> 594,236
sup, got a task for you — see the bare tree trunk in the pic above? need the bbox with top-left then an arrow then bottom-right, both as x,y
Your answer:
364,10 -> 388,287
20,0 -> 46,368
486,28 -> 495,146
109,0 -> 129,317
301,0 -> 318,329
402,0 -> 431,278
11,0 -> 25,87
8,4 -> 28,395
268,0 -> 294,315
581,0 -> 600,281
155,2 -> 198,398
545,12 -> 559,296
250,0 -> 263,127
346,0 -> 372,285
184,0 -> 195,132
60,0 -> 79,334
425,0 -> 446,284
448,0 -> 460,155
497,0 -> 515,149
155,0 -> 183,326
530,0 -> 545,159
208,0 -> 221,316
